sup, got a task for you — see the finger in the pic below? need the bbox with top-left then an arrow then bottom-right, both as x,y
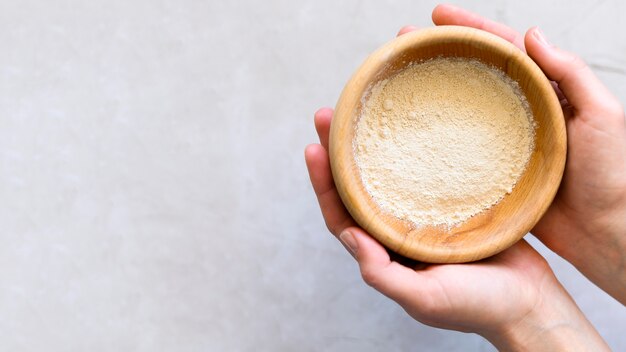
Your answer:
314,107 -> 333,150
432,4 -> 525,51
305,144 -> 356,236
343,227 -> 434,308
397,25 -> 419,37
525,27 -> 625,122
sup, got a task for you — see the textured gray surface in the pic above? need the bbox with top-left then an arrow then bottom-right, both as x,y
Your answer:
0,1 -> 624,351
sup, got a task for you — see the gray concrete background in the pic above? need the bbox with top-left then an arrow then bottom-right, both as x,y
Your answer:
0,1 -> 624,351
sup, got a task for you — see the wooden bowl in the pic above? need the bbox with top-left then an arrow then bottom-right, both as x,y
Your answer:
329,26 -> 566,263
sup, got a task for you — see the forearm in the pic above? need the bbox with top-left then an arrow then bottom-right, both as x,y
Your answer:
481,278 -> 610,351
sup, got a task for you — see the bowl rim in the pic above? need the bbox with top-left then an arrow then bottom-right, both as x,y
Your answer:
329,25 -> 566,263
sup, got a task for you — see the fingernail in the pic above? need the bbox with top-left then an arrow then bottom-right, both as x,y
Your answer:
533,27 -> 552,47
339,230 -> 358,255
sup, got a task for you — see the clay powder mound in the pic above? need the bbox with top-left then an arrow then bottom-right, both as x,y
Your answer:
354,57 -> 535,227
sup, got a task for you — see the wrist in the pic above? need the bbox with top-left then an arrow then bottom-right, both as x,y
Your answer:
480,277 -> 610,351
566,206 -> 626,304
536,204 -> 626,304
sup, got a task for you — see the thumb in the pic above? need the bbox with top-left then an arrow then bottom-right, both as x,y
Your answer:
339,228 -> 432,307
524,27 -> 623,120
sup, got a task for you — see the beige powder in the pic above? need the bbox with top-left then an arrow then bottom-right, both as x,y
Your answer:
354,57 -> 535,227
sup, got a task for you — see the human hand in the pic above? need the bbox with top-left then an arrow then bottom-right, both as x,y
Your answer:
305,108 -> 609,350
431,3 -> 626,305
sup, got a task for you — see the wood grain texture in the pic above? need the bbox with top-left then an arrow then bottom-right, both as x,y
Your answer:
329,26 -> 566,263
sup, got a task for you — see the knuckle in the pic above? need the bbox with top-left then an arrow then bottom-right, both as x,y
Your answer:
566,52 -> 587,71
360,267 -> 381,288
323,220 -> 334,235
324,220 -> 342,237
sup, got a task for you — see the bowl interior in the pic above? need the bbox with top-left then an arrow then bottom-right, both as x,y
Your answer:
330,26 -> 566,263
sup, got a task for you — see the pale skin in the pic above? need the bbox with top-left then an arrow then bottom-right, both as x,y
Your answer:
305,4 -> 625,351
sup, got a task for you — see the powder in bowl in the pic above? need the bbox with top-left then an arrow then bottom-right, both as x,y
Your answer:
354,57 -> 535,227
